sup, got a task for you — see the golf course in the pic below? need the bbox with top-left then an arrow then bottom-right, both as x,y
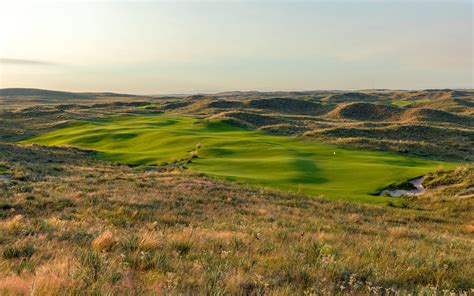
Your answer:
22,114 -> 455,203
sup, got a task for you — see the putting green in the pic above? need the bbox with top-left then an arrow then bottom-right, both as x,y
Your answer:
22,114 -> 455,203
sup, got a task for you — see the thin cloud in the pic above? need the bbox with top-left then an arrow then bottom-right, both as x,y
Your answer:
0,58 -> 59,66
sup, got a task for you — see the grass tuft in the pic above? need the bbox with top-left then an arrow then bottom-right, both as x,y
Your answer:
91,230 -> 116,252
3,244 -> 34,259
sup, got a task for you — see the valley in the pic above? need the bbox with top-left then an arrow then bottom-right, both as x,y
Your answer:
22,114 -> 454,203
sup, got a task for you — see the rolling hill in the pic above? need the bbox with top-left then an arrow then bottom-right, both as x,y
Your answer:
0,89 -> 472,294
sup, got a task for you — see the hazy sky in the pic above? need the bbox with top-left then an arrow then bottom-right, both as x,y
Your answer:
0,0 -> 472,94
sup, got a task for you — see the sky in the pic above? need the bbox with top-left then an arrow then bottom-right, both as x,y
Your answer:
0,0 -> 472,94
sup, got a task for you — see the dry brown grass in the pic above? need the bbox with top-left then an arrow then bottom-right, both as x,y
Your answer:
3,215 -> 24,232
138,231 -> 161,251
91,230 -> 116,252
464,224 -> 474,234
0,275 -> 31,295
31,255 -> 78,294
346,213 -> 361,223
388,226 -> 410,238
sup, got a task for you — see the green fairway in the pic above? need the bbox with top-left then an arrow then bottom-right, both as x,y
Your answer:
22,115 -> 455,203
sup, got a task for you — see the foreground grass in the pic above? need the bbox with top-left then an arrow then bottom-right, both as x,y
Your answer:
0,143 -> 472,295
21,115 -> 455,203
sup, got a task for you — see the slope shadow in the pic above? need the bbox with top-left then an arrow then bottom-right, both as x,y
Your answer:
286,148 -> 328,185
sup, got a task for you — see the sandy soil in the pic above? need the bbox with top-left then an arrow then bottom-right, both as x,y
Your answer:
380,177 -> 426,197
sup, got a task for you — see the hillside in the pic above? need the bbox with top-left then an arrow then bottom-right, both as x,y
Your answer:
0,88 -> 92,99
326,102 -> 403,121
0,89 -> 472,294
0,142 -> 472,294
1,89 -> 472,161
322,92 -> 379,103
151,90 -> 474,161
0,88 -> 148,108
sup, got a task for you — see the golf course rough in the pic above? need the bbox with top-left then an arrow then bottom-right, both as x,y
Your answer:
22,114 -> 456,204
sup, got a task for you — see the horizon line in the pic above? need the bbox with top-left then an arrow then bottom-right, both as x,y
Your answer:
1,86 -> 473,97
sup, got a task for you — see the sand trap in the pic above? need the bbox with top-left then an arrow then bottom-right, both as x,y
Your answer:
380,177 -> 426,197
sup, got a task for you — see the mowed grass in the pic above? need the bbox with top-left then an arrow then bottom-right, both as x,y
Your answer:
22,114 -> 455,203
391,98 -> 431,107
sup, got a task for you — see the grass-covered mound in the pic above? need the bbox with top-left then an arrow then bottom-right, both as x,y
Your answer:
327,102 -> 403,121
247,97 -> 330,115
22,115 -> 455,203
400,108 -> 473,126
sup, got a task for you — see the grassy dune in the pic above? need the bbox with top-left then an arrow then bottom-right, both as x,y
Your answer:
22,114 -> 455,203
